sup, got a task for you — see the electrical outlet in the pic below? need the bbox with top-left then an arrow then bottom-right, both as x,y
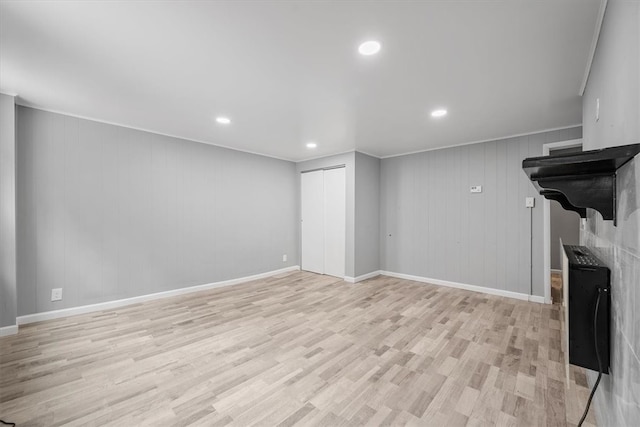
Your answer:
470,185 -> 482,193
282,254 -> 287,262
596,98 -> 600,121
51,288 -> 63,301
525,197 -> 535,208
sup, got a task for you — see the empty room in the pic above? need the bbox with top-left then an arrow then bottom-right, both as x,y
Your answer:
1,0 -> 638,426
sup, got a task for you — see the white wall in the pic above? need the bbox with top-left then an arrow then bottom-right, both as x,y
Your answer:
16,106 -> 299,316
0,94 -> 17,330
355,152 -> 380,278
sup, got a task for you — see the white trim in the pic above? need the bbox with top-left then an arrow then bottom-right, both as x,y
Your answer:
0,92 -> 18,98
14,103 -> 295,163
344,270 -> 381,283
579,0 -> 608,96
17,266 -> 300,325
353,150 -> 381,160
542,139 -> 583,305
379,271 -> 545,304
296,149 -> 384,163
551,269 -> 562,274
543,139 -> 583,153
0,324 -> 18,337
381,125 -> 582,159
297,149 -> 357,163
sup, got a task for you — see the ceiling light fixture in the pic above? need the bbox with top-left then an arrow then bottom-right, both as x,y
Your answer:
306,142 -> 317,149
216,116 -> 231,124
358,40 -> 381,56
431,109 -> 448,118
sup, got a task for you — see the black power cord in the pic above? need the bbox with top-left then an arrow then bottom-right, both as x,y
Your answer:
577,287 -> 605,427
0,420 -> 16,426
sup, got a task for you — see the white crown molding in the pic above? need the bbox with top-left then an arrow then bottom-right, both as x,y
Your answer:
381,124 -> 583,159
579,0 -> 608,96
14,102 -> 297,163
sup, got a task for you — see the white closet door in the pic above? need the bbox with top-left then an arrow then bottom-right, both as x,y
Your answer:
323,168 -> 346,278
301,170 -> 324,274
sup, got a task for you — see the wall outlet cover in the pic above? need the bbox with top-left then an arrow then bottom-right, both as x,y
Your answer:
470,185 -> 482,193
51,288 -> 63,301
282,254 -> 287,262
525,197 -> 535,208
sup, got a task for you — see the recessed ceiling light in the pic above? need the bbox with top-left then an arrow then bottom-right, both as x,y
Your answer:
358,40 -> 381,56
216,116 -> 231,124
431,109 -> 448,118
306,142 -> 317,149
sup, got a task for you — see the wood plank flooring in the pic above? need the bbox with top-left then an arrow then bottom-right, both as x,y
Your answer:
551,272 -> 563,305
0,271 -> 595,426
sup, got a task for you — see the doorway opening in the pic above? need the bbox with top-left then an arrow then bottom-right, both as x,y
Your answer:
542,139 -> 583,304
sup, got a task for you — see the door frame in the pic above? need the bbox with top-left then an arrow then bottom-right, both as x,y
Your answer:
541,139 -> 582,304
300,165 -> 346,278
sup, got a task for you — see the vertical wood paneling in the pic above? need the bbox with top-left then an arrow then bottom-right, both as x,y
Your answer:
398,157 -> 414,274
505,139 -> 520,291
16,109 -> 36,316
380,127 -> 581,297
467,143 -> 485,287
0,94 -> 17,327
16,107 -> 298,315
495,140 -> 508,291
354,152 -> 380,277
517,137 -> 531,295
458,146 -> 470,284
529,133 -> 546,296
483,141 -> 497,291
425,152 -> 437,279
412,154 -> 428,275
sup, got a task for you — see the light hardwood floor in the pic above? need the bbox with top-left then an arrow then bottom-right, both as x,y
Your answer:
551,272 -> 563,305
0,271 -> 595,426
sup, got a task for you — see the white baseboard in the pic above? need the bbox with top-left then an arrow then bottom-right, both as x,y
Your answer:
551,269 -> 562,274
0,324 -> 18,337
379,271 -> 545,304
17,266 -> 301,326
344,270 -> 382,283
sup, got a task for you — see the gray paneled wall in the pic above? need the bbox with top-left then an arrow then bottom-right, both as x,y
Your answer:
354,152 -> 380,277
16,106 -> 298,316
580,0 -> 640,425
380,127 -> 582,297
0,94 -> 17,328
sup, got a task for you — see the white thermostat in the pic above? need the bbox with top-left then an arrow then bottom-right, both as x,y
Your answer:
470,186 -> 482,193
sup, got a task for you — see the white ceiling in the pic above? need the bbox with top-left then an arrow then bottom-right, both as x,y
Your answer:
0,1 -> 601,161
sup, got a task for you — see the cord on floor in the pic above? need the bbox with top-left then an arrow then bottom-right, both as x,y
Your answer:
577,288 -> 604,427
0,420 -> 16,426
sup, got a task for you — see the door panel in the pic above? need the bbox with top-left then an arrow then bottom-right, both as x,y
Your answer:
323,168 -> 346,278
301,170 -> 324,274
